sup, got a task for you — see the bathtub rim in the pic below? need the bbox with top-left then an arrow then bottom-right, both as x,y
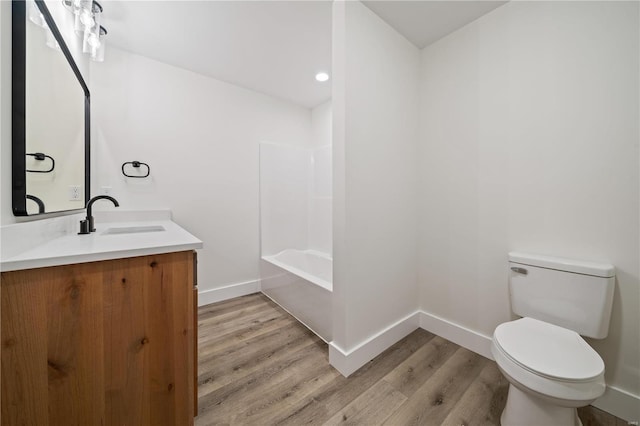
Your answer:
261,249 -> 333,292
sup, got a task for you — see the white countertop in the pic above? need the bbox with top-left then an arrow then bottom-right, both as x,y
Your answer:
1,211 -> 203,272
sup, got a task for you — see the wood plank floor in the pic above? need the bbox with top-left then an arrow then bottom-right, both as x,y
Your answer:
196,293 -> 626,426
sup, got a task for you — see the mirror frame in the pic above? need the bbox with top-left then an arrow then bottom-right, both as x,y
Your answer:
12,0 -> 90,216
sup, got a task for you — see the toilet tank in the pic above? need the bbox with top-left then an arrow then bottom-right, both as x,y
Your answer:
508,252 -> 615,339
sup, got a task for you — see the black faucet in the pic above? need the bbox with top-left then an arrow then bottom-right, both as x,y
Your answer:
79,195 -> 120,234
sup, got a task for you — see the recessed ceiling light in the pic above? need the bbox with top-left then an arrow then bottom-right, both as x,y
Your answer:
315,72 -> 330,82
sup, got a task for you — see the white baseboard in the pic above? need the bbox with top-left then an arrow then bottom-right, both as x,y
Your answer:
198,279 -> 261,306
593,384 -> 640,423
418,311 -> 493,360
417,310 -> 639,423
329,311 -> 420,377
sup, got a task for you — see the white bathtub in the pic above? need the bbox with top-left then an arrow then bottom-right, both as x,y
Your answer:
261,249 -> 333,341
262,249 -> 332,291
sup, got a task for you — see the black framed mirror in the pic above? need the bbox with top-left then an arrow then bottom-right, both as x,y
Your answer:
12,0 -> 90,216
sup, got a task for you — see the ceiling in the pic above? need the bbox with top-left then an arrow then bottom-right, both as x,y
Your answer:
103,1 -> 333,109
103,1 -> 506,109
363,1 -> 507,49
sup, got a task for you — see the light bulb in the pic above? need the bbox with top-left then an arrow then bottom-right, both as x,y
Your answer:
315,72 -> 330,82
80,10 -> 94,29
90,26 -> 107,62
71,0 -> 85,14
87,33 -> 100,48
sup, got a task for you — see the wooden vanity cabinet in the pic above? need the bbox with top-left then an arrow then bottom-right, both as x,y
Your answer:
1,250 -> 197,426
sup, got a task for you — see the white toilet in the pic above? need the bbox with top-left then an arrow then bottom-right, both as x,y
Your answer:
492,252 -> 615,426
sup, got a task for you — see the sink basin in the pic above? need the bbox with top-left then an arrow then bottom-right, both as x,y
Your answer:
102,225 -> 166,235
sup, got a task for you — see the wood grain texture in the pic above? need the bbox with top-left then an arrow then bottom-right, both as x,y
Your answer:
1,251 -> 196,426
2,261 -> 106,425
194,285 -> 199,416
383,348 -> 488,426
197,293 -> 627,426
194,251 -> 199,415
45,264 -> 105,425
578,405 -> 632,426
1,268 -> 51,425
104,251 -> 195,425
440,361 -> 508,426
323,379 -> 407,426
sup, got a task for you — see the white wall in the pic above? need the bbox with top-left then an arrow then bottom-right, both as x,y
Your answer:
332,1 -> 420,353
260,143 -> 311,256
260,141 -> 332,259
311,100 -> 331,149
419,0 -> 639,415
309,101 -> 332,255
90,47 -> 312,297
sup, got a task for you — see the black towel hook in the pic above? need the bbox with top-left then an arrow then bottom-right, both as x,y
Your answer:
122,161 -> 150,178
26,152 -> 55,173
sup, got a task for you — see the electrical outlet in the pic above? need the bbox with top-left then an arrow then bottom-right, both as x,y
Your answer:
101,186 -> 112,195
68,185 -> 82,201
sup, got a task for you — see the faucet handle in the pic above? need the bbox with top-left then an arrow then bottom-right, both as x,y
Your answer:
78,219 -> 90,235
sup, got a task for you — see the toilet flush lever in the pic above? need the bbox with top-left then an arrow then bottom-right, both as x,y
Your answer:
511,267 -> 528,275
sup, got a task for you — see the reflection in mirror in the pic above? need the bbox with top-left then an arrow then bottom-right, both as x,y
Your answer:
26,20 -> 85,214
12,0 -> 90,216
25,152 -> 56,173
26,194 -> 45,213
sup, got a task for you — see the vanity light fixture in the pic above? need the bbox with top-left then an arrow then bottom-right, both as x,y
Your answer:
62,0 -> 108,62
65,0 -> 90,16
89,26 -> 107,62
315,72 -> 330,82
73,0 -> 101,36
28,0 -> 109,62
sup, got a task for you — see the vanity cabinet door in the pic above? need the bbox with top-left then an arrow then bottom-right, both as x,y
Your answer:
1,259 -> 106,425
104,251 -> 195,425
1,251 -> 196,426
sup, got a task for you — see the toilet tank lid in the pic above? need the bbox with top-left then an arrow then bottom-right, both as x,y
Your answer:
508,252 -> 615,278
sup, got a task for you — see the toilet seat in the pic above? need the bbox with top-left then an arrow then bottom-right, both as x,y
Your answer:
492,318 -> 606,405
494,317 -> 604,382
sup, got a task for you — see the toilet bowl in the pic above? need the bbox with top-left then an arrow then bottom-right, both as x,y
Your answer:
492,317 -> 606,426
495,252 -> 615,426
